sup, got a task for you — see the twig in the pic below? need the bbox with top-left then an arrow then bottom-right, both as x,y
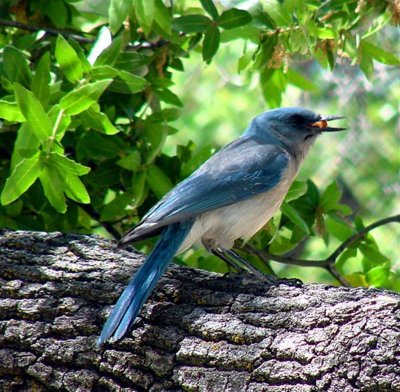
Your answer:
0,18 -> 169,50
0,18 -> 95,44
239,214 -> 400,287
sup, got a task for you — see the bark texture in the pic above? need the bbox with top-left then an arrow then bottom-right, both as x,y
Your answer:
0,230 -> 399,392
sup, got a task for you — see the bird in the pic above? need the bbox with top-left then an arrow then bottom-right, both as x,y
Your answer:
97,107 -> 345,346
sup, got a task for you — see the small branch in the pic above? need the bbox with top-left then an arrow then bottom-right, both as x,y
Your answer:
240,214 -> 400,287
0,18 -> 95,44
0,18 -> 169,51
327,214 -> 400,262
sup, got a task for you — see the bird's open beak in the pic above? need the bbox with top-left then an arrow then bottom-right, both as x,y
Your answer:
309,115 -> 346,132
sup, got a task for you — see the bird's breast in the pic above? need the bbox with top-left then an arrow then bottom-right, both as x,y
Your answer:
178,162 -> 297,252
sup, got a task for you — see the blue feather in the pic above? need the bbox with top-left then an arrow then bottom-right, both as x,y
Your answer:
97,219 -> 193,346
122,139 -> 289,244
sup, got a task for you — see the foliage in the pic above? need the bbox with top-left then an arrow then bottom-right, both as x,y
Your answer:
0,0 -> 398,290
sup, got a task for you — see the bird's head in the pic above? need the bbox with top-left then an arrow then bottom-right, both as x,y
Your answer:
246,107 -> 346,158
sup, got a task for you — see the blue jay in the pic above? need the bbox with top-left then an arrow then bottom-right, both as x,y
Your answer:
98,107 -> 345,346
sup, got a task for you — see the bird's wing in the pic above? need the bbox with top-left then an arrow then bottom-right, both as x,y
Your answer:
121,137 -> 290,243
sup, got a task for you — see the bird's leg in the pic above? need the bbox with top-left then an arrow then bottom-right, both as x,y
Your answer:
223,248 -> 272,281
211,248 -> 248,274
225,248 -> 303,286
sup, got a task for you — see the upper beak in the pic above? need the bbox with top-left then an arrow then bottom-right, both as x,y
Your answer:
309,115 -> 346,132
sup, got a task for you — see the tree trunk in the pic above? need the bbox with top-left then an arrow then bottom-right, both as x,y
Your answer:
0,230 -> 399,392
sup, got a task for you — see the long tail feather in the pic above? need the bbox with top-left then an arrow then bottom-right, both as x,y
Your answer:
97,220 -> 193,346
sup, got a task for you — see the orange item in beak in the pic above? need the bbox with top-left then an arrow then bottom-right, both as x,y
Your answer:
310,120 -> 328,128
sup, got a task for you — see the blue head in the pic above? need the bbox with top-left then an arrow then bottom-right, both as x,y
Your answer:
244,107 -> 345,159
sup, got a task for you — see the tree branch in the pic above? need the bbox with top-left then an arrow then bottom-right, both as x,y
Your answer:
0,230 -> 399,391
0,18 -> 168,50
240,214 -> 400,287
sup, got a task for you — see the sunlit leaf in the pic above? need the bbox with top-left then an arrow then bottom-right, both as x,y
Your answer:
0,101 -> 25,122
281,202 -> 311,234
39,164 -> 66,213
109,0 -> 132,34
55,35 -> 84,82
30,52 -> 50,103
14,83 -> 52,141
366,266 -> 390,287
134,0 -> 155,34
320,182 -> 342,212
59,79 -> 113,115
1,152 -> 42,205
50,153 -> 91,176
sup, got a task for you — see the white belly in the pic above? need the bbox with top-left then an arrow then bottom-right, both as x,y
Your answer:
177,163 -> 297,253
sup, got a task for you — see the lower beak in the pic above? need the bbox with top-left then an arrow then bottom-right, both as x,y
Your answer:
310,115 -> 346,132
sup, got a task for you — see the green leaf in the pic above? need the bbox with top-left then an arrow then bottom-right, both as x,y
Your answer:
202,23 -> 220,63
326,215 -> 353,242
39,164 -> 66,213
109,0 -> 132,34
132,170 -> 147,204
366,266 -> 390,288
59,79 -> 112,115
14,83 -> 53,141
47,105 -> 71,141
1,152 -> 42,205
308,26 -> 337,39
263,0 -> 291,26
281,202 -> 311,234
50,153 -> 91,176
361,41 -> 400,66
91,65 -> 120,80
218,8 -> 252,30
173,15 -> 212,33
285,181 -> 307,202
155,88 -> 183,107
77,132 -> 120,160
55,35 -> 84,82
10,123 -> 40,170
45,0 -> 67,27
286,69 -> 317,91
117,150 -> 141,171
143,122 -> 168,164
0,101 -> 25,122
80,106 -> 120,135
134,0 -> 155,34
94,37 -> 123,67
146,164 -> 173,199
100,191 -> 135,221
320,182 -> 342,212
31,52 -> 51,104
200,0 -> 218,20
336,248 -> 358,275
3,46 -> 32,86
117,70 -> 147,93
154,0 -> 172,34
359,243 -> 389,264
64,174 -> 91,204
345,273 -> 367,288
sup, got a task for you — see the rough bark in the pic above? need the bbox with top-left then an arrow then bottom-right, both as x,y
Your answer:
0,230 -> 399,392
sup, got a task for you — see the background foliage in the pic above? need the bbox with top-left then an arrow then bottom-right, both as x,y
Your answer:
0,0 -> 398,290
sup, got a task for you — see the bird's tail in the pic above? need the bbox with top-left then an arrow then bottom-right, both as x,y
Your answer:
97,220 -> 193,346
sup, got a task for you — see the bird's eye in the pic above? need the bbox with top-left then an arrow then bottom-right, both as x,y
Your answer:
291,114 -> 304,124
